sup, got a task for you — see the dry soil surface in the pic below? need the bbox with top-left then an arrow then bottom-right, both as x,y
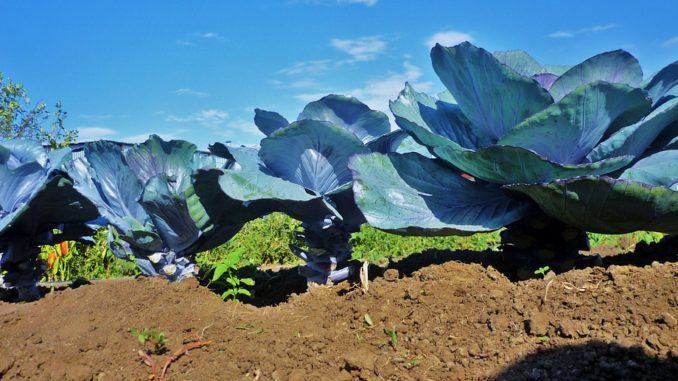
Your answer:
1,251 -> 677,380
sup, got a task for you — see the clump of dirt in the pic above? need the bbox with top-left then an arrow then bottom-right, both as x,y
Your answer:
0,254 -> 676,380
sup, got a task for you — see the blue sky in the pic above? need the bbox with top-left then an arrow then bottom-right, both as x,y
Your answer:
2,0 -> 677,148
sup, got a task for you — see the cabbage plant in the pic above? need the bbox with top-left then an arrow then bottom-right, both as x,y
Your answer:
351,42 -> 678,265
66,135 -> 255,281
0,140 -> 97,299
200,95 -> 414,284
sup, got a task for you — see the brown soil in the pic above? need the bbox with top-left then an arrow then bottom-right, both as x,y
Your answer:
1,249 -> 677,381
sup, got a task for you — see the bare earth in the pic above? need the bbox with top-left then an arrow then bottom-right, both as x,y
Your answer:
1,250 -> 677,380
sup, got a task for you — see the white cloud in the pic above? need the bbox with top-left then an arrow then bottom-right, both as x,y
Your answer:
338,0 -> 378,5
548,31 -> 575,38
331,36 -> 386,61
271,79 -> 323,89
661,36 -> 678,48
425,30 -> 473,47
549,24 -> 616,38
227,120 -> 260,135
173,88 -> 209,97
294,60 -> 432,116
293,92 -> 332,103
347,61 -> 433,113
289,0 -> 378,6
176,39 -> 194,47
76,113 -> 130,121
166,109 -> 229,127
277,59 -> 333,76
121,133 -> 178,144
75,127 -> 118,142
177,32 -> 224,46
197,32 -> 222,39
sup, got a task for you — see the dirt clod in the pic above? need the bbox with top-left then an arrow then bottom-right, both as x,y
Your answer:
343,349 -> 377,373
526,311 -> 550,336
382,268 -> 399,282
659,312 -> 677,328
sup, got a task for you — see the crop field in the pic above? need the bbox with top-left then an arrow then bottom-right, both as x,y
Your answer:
1,3 -> 678,379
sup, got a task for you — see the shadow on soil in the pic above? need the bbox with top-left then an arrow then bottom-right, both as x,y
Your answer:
241,235 -> 678,307
3,236 -> 676,306
490,340 -> 678,381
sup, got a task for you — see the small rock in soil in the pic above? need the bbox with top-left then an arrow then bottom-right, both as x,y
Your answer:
383,269 -> 399,282
343,348 -> 377,373
467,342 -> 482,358
557,320 -> 575,338
62,364 -> 92,381
526,311 -> 550,336
288,369 -> 306,381
646,334 -> 663,351
658,312 -> 677,328
0,357 -> 14,376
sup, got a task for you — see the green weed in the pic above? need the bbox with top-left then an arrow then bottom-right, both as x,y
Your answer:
204,249 -> 255,302
129,327 -> 167,354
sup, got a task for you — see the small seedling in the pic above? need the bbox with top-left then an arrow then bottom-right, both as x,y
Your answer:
534,266 -> 550,278
129,327 -> 167,354
404,358 -> 419,369
384,327 -> 398,349
537,335 -> 550,343
132,329 -> 212,381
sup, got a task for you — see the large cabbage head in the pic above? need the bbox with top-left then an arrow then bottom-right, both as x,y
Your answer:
199,95 -> 417,283
66,135 -> 253,281
354,41 -> 678,235
0,140 -> 97,297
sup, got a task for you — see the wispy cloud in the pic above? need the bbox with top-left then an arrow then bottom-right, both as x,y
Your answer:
172,88 -> 209,97
293,60 -> 432,115
661,36 -> 678,47
549,24 -> 616,38
338,0 -> 378,6
226,120 -> 260,135
425,30 -> 473,47
121,133 -> 178,144
75,126 -> 118,141
271,79 -> 324,89
176,31 -> 225,46
278,59 -> 333,76
289,0 -> 378,6
331,36 -> 386,62
176,39 -> 194,47
196,32 -> 223,40
293,92 -> 334,103
166,109 -> 229,127
76,113 -> 130,121
347,61 -> 432,114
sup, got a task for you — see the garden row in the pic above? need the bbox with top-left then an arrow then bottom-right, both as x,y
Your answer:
1,42 -> 677,300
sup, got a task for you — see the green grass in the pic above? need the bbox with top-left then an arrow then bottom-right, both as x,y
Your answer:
587,231 -> 663,252
37,214 -> 666,282
349,223 -> 501,265
196,213 -> 303,268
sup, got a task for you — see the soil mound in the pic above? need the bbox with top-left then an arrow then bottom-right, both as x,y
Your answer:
1,259 -> 676,380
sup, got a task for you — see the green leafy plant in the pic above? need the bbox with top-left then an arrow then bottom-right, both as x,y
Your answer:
131,328 -> 211,381
129,327 -> 167,355
207,248 -> 255,301
350,41 -> 678,269
40,228 -> 140,282
1,72 -> 77,146
533,266 -> 550,278
384,326 -> 398,349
